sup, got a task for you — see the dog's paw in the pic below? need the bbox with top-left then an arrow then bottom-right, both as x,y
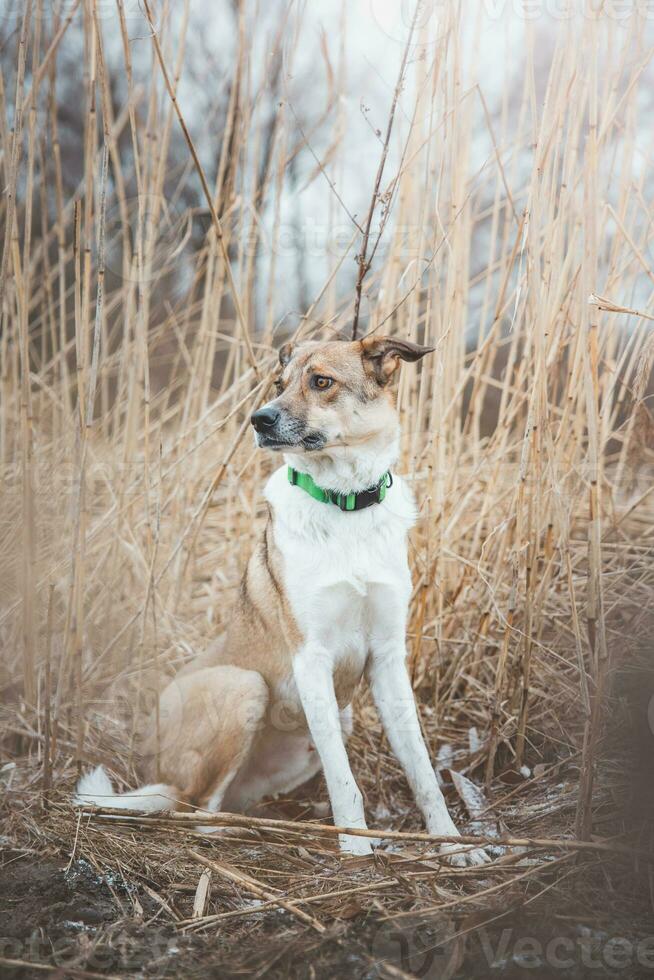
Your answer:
439,841 -> 491,867
339,833 -> 374,856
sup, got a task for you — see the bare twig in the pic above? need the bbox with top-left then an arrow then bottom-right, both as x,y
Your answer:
351,1 -> 422,339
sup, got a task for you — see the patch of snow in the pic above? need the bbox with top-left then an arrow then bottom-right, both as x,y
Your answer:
435,743 -> 453,771
64,858 -> 135,894
449,769 -> 510,858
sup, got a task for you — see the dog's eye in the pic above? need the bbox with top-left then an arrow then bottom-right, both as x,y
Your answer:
273,378 -> 284,394
311,375 -> 333,391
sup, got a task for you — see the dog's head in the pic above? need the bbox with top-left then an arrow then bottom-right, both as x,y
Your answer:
250,336 -> 434,453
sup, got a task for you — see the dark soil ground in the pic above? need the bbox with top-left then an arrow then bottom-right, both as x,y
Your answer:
1,849 -> 652,979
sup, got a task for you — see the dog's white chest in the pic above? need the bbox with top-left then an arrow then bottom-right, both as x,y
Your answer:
265,466 -> 416,671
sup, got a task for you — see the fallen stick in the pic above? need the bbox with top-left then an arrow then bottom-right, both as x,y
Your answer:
187,850 -> 326,934
76,805 -> 654,861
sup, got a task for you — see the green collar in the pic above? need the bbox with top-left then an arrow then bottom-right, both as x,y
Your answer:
287,467 -> 392,512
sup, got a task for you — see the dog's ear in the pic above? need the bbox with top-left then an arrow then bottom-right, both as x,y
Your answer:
278,342 -> 294,368
360,335 -> 435,385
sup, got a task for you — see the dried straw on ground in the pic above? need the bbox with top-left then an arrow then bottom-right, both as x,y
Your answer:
1,2 -> 653,976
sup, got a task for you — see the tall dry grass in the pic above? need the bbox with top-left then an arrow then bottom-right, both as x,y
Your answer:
1,1 -> 653,852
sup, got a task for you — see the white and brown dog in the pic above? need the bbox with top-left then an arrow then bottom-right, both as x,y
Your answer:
77,336 -> 488,865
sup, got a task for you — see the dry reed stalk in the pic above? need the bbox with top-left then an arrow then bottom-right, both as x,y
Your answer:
77,804 -> 653,861
41,582 -> 54,806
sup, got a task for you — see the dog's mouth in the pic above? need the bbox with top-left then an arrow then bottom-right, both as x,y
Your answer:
301,432 -> 327,452
256,431 -> 326,453
256,434 -> 294,450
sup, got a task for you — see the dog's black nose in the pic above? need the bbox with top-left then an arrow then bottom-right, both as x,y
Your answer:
251,406 -> 280,432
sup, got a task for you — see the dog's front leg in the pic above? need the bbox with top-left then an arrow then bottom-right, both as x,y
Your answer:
293,648 -> 372,856
367,647 -> 490,866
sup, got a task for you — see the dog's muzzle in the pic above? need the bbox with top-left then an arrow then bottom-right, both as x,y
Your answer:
250,404 -> 325,451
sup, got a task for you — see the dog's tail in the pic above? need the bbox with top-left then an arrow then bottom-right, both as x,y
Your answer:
74,765 -> 179,814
